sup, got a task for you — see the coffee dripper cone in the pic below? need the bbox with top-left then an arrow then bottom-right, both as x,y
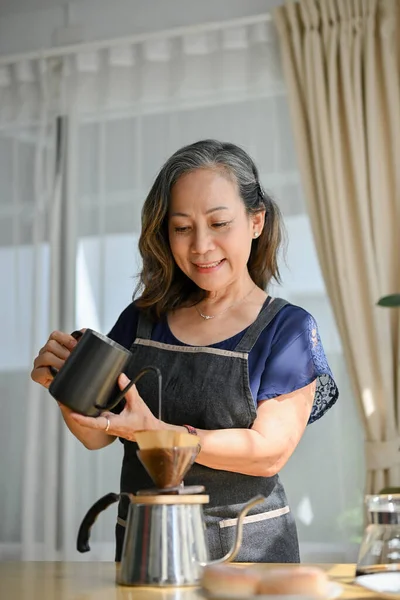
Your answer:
137,446 -> 200,489
136,430 -> 200,489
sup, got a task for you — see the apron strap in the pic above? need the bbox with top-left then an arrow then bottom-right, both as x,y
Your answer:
134,298 -> 288,351
234,297 -> 289,353
135,310 -> 153,342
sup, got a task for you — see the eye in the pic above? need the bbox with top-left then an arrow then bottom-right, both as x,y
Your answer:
174,226 -> 191,234
212,221 -> 230,229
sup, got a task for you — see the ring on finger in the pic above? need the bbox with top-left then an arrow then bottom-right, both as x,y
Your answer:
104,417 -> 111,432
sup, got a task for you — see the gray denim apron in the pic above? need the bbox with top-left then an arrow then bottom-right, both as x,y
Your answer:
115,297 -> 300,563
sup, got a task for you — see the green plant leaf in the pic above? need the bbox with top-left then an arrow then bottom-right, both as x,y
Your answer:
377,294 -> 400,307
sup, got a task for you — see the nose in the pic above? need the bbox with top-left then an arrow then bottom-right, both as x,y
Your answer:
190,227 -> 216,255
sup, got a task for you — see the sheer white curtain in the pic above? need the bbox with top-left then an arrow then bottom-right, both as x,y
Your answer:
0,58 -> 65,559
0,15 -> 364,561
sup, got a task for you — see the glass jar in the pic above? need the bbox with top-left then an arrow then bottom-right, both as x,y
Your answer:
356,495 -> 400,576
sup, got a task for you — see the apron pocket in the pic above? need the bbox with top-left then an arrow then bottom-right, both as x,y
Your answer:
218,506 -> 289,529
217,506 -> 300,563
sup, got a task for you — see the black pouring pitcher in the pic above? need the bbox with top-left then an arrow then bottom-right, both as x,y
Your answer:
48,328 -> 161,417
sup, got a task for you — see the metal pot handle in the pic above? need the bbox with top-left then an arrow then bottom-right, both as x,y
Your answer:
77,492 -> 136,553
77,492 -> 120,552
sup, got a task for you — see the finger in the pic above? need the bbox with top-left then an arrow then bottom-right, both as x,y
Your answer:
30,366 -> 53,389
118,374 -> 141,406
89,413 -> 134,440
48,330 -> 78,351
70,412 -> 108,430
39,339 -> 71,360
34,352 -> 65,372
118,373 -> 130,389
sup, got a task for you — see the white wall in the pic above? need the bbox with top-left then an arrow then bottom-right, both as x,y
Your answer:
0,0 -> 283,56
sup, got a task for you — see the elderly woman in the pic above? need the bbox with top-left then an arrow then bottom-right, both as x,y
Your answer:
31,139 -> 338,563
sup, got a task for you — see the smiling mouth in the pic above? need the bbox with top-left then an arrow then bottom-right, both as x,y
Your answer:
194,259 -> 224,269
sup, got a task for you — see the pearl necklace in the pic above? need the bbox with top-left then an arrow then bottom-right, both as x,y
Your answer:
194,285 -> 256,320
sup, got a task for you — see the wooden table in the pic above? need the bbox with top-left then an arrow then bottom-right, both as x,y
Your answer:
0,562 -> 382,599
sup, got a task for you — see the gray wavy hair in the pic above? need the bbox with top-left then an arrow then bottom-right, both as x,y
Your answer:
135,139 -> 283,317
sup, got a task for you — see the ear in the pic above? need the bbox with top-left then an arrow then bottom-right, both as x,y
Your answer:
251,210 -> 266,235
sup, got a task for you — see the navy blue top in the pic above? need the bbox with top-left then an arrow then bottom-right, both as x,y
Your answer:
108,301 -> 338,424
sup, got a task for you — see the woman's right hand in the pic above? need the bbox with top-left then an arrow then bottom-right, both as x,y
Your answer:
30,331 -> 79,389
30,329 -> 113,451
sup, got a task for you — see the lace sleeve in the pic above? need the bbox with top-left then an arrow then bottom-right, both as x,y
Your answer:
256,309 -> 339,424
307,315 -> 339,424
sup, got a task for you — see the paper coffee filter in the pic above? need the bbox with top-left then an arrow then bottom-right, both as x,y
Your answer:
175,432 -> 201,447
136,430 -> 200,450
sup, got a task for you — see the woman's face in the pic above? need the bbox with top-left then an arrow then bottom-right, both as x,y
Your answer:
168,168 -> 265,292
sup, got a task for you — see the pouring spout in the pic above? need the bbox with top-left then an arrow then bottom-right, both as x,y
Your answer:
204,494 -> 265,566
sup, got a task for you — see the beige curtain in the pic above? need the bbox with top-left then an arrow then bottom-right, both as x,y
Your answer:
274,0 -> 400,493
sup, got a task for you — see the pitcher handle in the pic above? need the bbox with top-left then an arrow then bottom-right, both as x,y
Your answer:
94,365 -> 162,414
77,492 -> 120,552
202,494 -> 265,566
49,330 -> 84,377
77,492 -> 136,553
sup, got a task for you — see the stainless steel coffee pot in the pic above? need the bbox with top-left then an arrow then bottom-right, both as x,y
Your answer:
77,491 -> 264,587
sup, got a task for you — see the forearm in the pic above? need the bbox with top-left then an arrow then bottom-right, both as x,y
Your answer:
162,383 -> 314,477
162,423 -> 286,477
196,427 -> 284,476
58,403 -> 116,450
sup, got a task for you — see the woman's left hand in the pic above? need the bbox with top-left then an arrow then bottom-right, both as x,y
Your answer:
70,373 -> 161,441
